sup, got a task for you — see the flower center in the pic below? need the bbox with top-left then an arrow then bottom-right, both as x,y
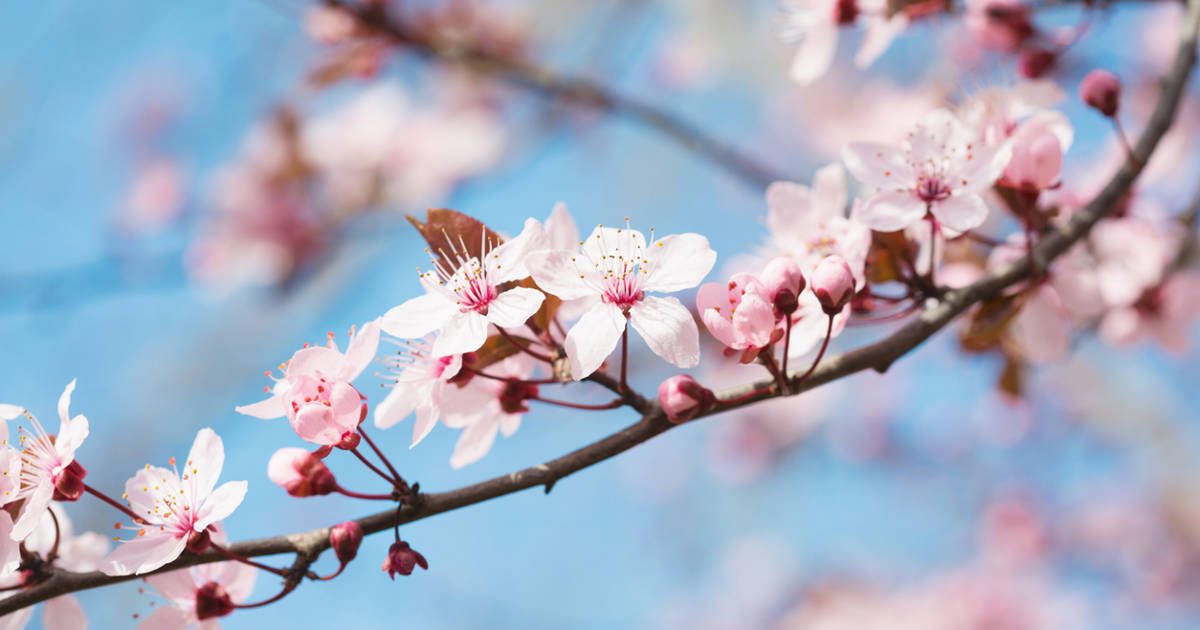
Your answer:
602,275 -> 645,310
455,274 -> 498,314
915,176 -> 953,203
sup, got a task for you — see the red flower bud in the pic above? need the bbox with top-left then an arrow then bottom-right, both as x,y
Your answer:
382,540 -> 428,578
657,375 -> 715,424
52,460 -> 87,502
1017,48 -> 1057,79
330,521 -> 364,565
811,255 -> 856,315
268,447 -> 338,497
1080,69 -> 1121,118
195,581 -> 235,620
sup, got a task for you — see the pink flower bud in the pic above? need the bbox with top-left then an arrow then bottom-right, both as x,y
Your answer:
382,540 -> 428,578
657,375 -> 715,424
195,581 -> 235,620
1002,126 -> 1063,192
268,447 -> 338,497
811,255 -> 856,315
330,521 -> 364,565
51,460 -> 87,502
760,257 -> 807,315
1080,69 -> 1121,117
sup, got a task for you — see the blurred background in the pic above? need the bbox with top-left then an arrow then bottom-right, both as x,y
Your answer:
1,0 -> 1199,628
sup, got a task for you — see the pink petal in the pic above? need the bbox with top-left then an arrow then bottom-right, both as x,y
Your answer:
134,604 -> 192,630
842,142 -> 914,189
855,14 -> 906,68
12,483 -> 54,541
810,162 -> 848,216
642,234 -> 717,293
564,302 -> 627,379
581,226 -> 647,266
234,394 -> 287,420
789,24 -> 837,84
380,291 -> 458,340
854,190 -> 926,232
627,296 -> 701,368
146,567 -> 200,603
102,534 -> 188,576
195,481 -> 248,531
374,382 -> 423,430
489,218 -> 545,283
0,404 -> 24,422
0,512 -> 19,575
56,379 -> 77,425
411,401 -> 440,447
339,319 -> 381,381
766,181 -> 813,236
697,283 -> 739,347
43,595 -> 86,630
284,347 -> 344,380
931,194 -> 989,234
486,286 -> 545,328
544,202 -> 579,249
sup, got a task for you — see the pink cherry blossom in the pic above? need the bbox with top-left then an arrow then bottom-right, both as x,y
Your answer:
10,380 -> 90,541
103,429 -> 247,576
137,561 -> 257,629
764,163 -> 871,287
441,356 -> 537,468
267,447 -> 337,497
1100,271 -> 1200,353
811,255 -> 857,314
658,375 -> 715,424
781,0 -> 908,85
527,221 -> 717,379
0,506 -> 108,630
374,335 -> 463,447
961,82 -> 1073,192
844,108 -> 1012,234
380,219 -> 546,357
1089,213 -> 1178,308
696,273 -> 781,362
236,320 -> 381,447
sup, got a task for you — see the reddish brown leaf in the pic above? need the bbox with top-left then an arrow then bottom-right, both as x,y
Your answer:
406,209 -> 504,274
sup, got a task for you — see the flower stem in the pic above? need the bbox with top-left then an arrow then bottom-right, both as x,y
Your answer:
357,426 -> 402,485
780,315 -> 794,379
349,448 -> 398,486
464,367 -> 559,385
792,315 -> 835,386
497,327 -> 554,363
619,328 -> 629,393
334,485 -> 395,501
46,508 -> 62,563
210,543 -> 290,577
531,395 -> 624,411
83,484 -> 145,524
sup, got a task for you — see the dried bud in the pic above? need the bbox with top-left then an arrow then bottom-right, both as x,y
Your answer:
330,521 -> 364,565
1017,48 -> 1057,79
194,581 -> 235,620
811,255 -> 856,315
52,460 -> 87,502
382,540 -> 428,579
268,447 -> 338,497
657,375 -> 715,424
759,257 -> 806,316
1080,69 -> 1121,118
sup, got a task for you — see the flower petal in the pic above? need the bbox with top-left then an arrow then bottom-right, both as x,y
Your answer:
43,595 -> 86,630
449,418 -> 500,469
380,291 -> 458,340
339,319 -> 381,381
489,218 -> 545,283
842,142 -> 914,189
642,233 -> 717,293
134,600 -> 192,630
853,190 -> 926,232
544,202 -> 579,249
811,162 -> 848,216
374,382 -> 422,430
0,404 -> 24,422
931,194 -> 989,234
431,311 -> 489,356
102,534 -> 188,576
234,394 -> 287,420
196,481 -> 248,531
486,287 -> 545,328
526,250 -> 599,301
564,302 -> 627,379
185,428 -> 224,500
789,24 -> 837,85
628,296 -> 701,368
57,379 -> 77,425
12,482 -> 54,541
855,14 -> 906,68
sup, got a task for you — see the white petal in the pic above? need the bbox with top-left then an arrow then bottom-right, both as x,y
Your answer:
564,302 -> 627,379
380,292 -> 458,340
411,401 -> 440,447
57,379 -> 77,425
196,481 -> 248,531
102,534 -> 188,576
486,287 -> 545,328
855,14 -> 907,68
931,194 -> 989,234
789,24 -> 837,85
134,605 -> 191,630
11,483 -> 54,541
842,142 -> 914,189
580,225 -> 647,265
449,418 -> 500,469
431,311 -> 489,356
811,162 -> 848,216
544,202 -> 579,249
374,383 -> 423,430
766,181 -> 814,237
627,296 -> 701,368
0,513 -> 18,575
642,233 -> 717,293
185,428 -> 224,500
526,250 -> 599,301
853,190 -> 926,232
489,218 -> 545,283
0,404 -> 24,422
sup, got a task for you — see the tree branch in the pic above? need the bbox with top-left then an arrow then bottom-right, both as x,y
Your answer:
326,0 -> 788,190
1,0 -> 1196,617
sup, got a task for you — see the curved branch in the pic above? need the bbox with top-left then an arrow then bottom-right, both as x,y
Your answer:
326,0 -> 788,190
1,0 -> 1197,616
